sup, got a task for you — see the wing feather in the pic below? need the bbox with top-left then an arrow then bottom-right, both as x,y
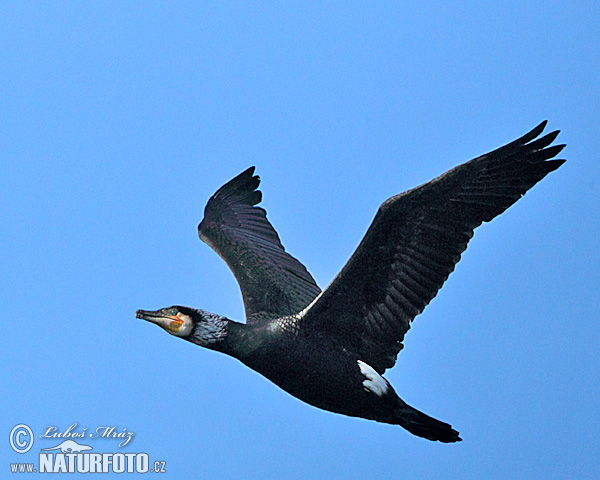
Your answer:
297,122 -> 565,373
198,167 -> 321,323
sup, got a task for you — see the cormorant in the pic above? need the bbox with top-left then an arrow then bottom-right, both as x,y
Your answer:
137,121 -> 565,443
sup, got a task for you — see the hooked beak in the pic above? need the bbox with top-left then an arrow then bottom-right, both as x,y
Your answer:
136,309 -> 168,325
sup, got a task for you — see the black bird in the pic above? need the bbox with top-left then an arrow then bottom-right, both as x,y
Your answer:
137,121 -> 565,443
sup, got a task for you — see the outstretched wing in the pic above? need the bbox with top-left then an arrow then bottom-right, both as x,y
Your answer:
198,167 -> 321,323
297,121 -> 565,373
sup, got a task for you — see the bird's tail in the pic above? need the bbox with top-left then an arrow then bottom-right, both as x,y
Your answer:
394,399 -> 462,443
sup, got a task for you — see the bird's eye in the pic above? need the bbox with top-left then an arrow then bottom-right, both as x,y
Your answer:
170,309 -> 178,316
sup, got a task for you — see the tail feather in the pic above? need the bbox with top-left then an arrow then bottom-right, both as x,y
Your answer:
396,403 -> 461,443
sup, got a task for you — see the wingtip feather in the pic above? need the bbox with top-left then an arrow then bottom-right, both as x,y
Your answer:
522,120 -> 548,144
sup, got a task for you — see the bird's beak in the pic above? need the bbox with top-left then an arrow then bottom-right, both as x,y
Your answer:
136,309 -> 166,325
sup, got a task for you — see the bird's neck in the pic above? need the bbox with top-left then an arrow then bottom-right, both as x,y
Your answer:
187,313 -> 279,364
211,320 -> 248,358
187,312 -> 247,357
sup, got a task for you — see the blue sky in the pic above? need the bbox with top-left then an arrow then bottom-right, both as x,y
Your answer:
2,2 -> 599,478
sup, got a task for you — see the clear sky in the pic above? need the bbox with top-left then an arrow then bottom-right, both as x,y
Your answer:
2,2 -> 599,479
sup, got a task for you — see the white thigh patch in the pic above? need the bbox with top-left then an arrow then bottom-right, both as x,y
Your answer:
357,360 -> 389,396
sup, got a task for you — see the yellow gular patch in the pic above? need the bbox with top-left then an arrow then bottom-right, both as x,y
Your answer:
167,320 -> 183,333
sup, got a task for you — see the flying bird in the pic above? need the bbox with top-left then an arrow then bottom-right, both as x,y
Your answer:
137,121 -> 565,442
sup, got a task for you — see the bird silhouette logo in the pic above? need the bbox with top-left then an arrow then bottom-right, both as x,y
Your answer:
40,439 -> 93,453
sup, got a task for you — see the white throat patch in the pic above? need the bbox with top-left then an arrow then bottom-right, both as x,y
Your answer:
176,313 -> 194,337
357,360 -> 389,397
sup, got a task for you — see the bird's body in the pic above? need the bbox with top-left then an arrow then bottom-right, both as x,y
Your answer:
137,121 -> 565,442
182,311 -> 457,441
225,320 -> 367,414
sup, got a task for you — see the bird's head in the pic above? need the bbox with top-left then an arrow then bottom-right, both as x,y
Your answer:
136,306 -> 229,347
136,306 -> 195,337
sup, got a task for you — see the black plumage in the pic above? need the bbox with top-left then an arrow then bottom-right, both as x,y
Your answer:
137,121 -> 565,443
